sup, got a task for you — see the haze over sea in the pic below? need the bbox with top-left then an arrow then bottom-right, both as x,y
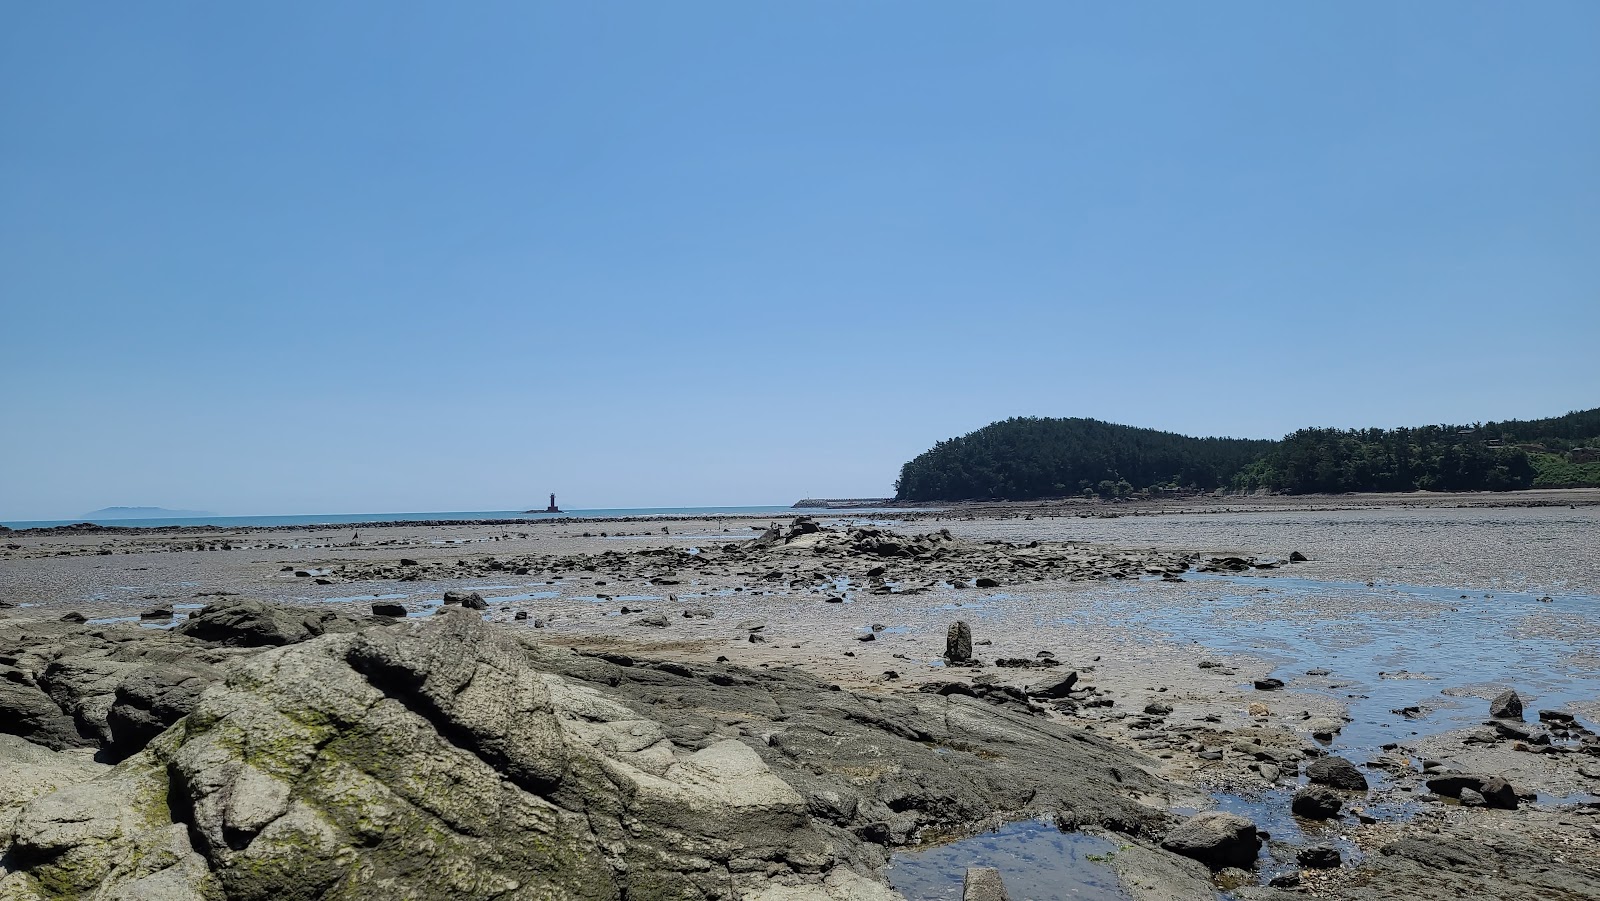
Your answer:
0,506 -> 845,531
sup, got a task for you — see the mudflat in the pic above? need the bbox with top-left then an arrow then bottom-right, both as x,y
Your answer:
2,492 -> 1597,899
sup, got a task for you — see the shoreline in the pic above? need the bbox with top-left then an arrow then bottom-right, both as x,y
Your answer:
8,487 -> 1598,537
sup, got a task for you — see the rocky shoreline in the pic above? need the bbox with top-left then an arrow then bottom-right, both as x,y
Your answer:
3,513 -> 1598,899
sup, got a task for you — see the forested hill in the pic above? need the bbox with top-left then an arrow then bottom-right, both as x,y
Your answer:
893,418 -> 1274,501
893,409 -> 1600,501
1235,408 -> 1600,494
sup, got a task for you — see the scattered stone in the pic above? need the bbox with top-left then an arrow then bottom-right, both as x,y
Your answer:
962,866 -> 1010,901
1297,845 -> 1341,869
1489,689 -> 1523,720
1253,678 -> 1285,691
371,602 -> 407,618
1459,787 -> 1487,807
681,606 -> 714,619
1160,811 -> 1262,869
1291,786 -> 1342,819
635,613 -> 669,627
59,611 -> 87,624
1288,551 -> 1309,562
1143,702 -> 1173,716
1305,756 -> 1369,791
1027,672 -> 1079,699
974,578 -> 1001,588
1425,774 -> 1519,809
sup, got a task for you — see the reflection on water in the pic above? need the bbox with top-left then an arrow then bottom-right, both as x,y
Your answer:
885,819 -> 1130,901
1082,573 -> 1600,758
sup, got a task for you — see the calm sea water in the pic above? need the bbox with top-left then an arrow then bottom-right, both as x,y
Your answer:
2,505 -> 839,530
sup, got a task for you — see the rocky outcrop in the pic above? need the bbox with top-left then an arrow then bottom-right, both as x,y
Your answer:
0,609 -> 1181,900
177,597 -> 361,647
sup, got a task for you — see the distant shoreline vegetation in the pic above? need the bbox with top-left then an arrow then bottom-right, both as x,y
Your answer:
893,409 -> 1600,501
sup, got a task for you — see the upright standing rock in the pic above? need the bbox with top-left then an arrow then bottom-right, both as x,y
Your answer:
945,621 -> 973,664
963,866 -> 1010,901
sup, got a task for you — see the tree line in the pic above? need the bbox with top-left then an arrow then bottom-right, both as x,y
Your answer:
893,409 -> 1600,501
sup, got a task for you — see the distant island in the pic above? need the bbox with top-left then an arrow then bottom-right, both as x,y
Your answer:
894,408 -> 1600,501
84,506 -> 217,519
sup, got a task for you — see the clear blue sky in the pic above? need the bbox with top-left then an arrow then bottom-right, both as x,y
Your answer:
3,2 -> 1597,519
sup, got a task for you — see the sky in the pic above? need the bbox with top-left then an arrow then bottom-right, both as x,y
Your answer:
2,2 -> 1597,519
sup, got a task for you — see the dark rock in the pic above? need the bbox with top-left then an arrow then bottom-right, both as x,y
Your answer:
681,606 -> 714,619
1305,755 -> 1369,791
1489,689 -> 1523,720
945,621 -> 973,663
179,598 -> 358,647
1144,702 -> 1173,716
1291,785 -> 1342,819
1028,672 -> 1079,699
140,607 -> 174,620
1288,551 -> 1309,562
371,602 -> 408,618
635,613 -> 669,627
1297,845 -> 1341,869
1425,774 -> 1519,809
1160,811 -> 1262,869
0,670 -> 87,750
1253,678 -> 1285,691
1458,787 -> 1486,807
514,611 -> 529,621
59,612 -> 87,624
105,662 -> 216,760
974,578 -> 1001,588
855,632 -> 876,642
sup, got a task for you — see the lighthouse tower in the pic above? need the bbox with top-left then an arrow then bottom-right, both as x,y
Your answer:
545,493 -> 561,513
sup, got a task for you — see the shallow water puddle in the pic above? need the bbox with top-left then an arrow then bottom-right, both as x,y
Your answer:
1095,573 -> 1600,756
885,819 -> 1131,901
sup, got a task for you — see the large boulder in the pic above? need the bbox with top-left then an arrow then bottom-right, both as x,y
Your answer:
1160,811 -> 1262,869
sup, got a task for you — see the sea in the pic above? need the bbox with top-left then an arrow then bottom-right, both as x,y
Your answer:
1,505 -> 847,531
